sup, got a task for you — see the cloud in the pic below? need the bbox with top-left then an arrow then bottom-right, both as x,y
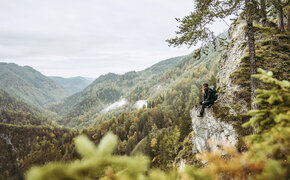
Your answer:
0,0 -> 229,77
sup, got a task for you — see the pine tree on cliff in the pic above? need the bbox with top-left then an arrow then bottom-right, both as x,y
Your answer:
246,0 -> 259,110
167,0 -> 260,110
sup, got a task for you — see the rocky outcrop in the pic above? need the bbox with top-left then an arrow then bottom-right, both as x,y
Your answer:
190,107 -> 237,153
174,20 -> 251,168
189,19 -> 249,154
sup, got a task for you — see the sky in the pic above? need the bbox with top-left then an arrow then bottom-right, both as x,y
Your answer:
0,0 -> 230,78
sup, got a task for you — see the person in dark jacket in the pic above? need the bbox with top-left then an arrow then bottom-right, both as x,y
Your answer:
197,83 -> 215,117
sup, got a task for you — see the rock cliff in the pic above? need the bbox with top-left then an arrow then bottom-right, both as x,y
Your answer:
190,19 -> 249,154
175,19 -> 251,166
190,107 -> 237,153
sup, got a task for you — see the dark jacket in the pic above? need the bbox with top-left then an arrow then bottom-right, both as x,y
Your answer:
204,89 -> 215,102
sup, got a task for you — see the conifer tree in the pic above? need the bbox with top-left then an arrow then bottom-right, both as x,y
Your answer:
167,0 -> 260,109
242,68 -> 290,178
243,68 -> 290,133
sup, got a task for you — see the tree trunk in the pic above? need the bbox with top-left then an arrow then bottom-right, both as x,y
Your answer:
287,6 -> 290,31
277,3 -> 285,32
246,0 -> 258,110
260,0 -> 267,24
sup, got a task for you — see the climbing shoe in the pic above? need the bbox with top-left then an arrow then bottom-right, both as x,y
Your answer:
197,114 -> 203,117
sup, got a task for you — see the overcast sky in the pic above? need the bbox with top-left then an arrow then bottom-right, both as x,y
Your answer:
0,0 -> 229,78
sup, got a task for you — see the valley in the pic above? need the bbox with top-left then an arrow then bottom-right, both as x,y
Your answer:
0,4 -> 289,179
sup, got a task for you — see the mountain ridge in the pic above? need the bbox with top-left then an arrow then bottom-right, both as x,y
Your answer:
49,55 -> 187,127
49,76 -> 94,94
0,62 -> 70,107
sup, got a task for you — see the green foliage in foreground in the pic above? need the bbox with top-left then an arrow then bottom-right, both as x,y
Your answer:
243,68 -> 290,132
25,133 -> 208,180
243,68 -> 290,162
25,69 -> 290,180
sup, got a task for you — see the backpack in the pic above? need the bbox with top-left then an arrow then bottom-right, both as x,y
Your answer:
209,86 -> 218,101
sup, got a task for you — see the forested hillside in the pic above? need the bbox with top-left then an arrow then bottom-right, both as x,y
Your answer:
49,55 -> 189,128
0,63 -> 69,107
0,124 -> 78,180
0,89 -> 48,125
49,76 -> 94,94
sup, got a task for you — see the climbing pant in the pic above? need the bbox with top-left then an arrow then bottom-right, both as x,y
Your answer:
199,101 -> 214,116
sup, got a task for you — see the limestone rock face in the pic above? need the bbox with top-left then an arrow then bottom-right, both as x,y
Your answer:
218,20 -> 249,115
189,19 -> 249,153
190,107 -> 237,153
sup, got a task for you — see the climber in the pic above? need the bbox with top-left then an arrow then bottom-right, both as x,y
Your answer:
197,83 -> 217,117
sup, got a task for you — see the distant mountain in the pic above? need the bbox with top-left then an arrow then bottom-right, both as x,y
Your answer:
0,63 -> 70,107
49,51 -> 224,128
49,56 -> 184,127
49,76 -> 94,94
143,56 -> 185,74
84,77 -> 95,82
